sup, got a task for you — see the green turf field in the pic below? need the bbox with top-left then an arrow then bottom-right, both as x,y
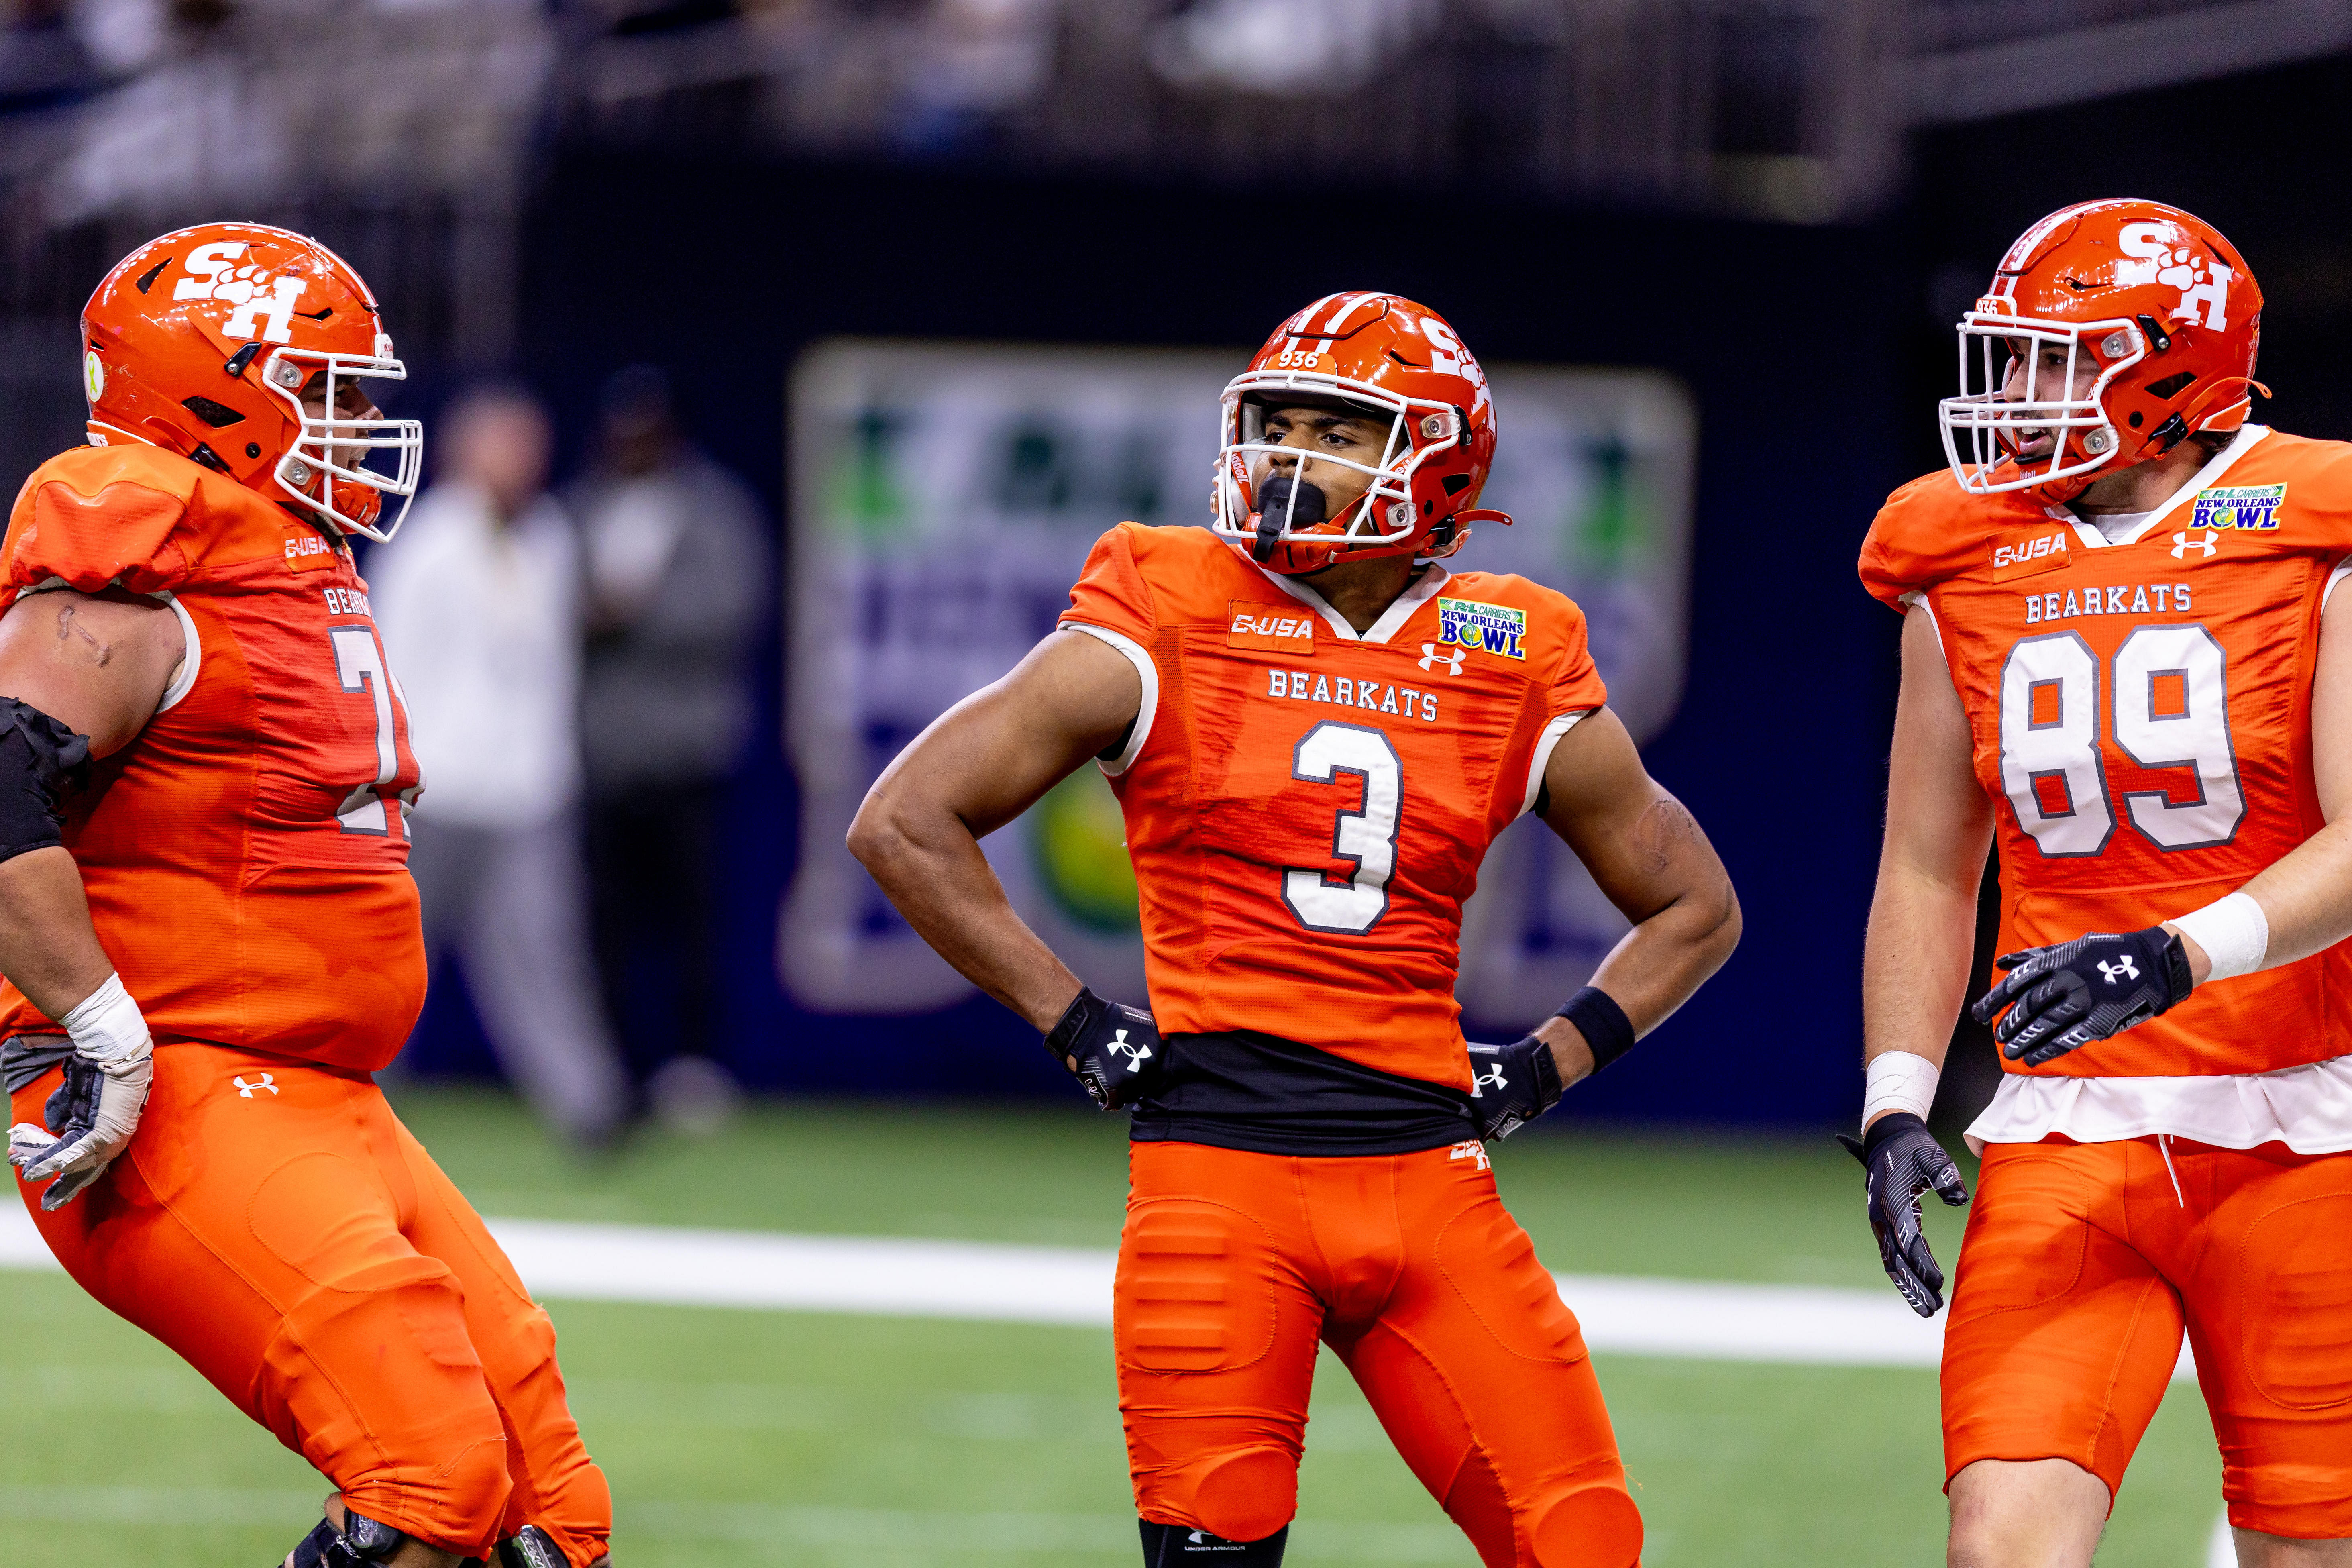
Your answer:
0,1089 -> 2229,1565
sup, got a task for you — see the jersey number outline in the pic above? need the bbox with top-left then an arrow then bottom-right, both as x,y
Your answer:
327,625 -> 415,839
1282,720 -> 1402,934
1998,624 -> 2244,857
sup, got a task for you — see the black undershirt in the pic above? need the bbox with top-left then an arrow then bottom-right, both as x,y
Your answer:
1129,1029 -> 1478,1156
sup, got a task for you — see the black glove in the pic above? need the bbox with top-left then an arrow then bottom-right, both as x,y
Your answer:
1836,1112 -> 1969,1318
1465,1034 -> 1562,1142
1969,926 -> 2194,1066
1043,987 -> 1166,1110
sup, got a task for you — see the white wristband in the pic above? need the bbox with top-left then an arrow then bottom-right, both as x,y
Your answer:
1863,1050 -> 1941,1131
2170,891 -> 2268,984
60,973 -> 150,1069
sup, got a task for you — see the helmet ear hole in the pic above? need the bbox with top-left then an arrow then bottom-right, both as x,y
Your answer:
1441,473 -> 1471,495
2148,371 -> 2197,401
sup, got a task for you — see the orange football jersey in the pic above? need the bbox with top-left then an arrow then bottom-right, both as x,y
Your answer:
0,443 -> 425,1070
1060,523 -> 1606,1093
1861,427 -> 2352,1079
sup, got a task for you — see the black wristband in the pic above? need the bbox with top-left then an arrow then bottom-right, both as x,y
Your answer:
1556,986 -> 1635,1072
1858,1108 -> 1928,1160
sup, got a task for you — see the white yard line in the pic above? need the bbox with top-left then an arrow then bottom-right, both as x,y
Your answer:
0,1204 -> 2195,1378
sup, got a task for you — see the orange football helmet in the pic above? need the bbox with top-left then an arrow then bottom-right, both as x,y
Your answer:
80,222 -> 422,541
1942,199 -> 2265,504
1213,292 -> 1508,574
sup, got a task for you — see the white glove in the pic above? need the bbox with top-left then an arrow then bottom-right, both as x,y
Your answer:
7,973 -> 152,1211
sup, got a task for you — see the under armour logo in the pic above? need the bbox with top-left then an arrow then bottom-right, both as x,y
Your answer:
1108,1029 -> 1153,1073
1419,642 -> 1465,675
233,1074 -> 278,1098
1471,1064 -> 1506,1097
2097,957 -> 2140,984
1449,1139 -> 1491,1172
2171,528 -> 2219,559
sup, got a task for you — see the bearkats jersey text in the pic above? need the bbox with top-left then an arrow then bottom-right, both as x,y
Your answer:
0,442 -> 426,1070
1861,425 -> 2352,1079
1060,522 -> 1607,1095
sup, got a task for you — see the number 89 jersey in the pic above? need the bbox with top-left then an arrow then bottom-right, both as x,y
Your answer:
0,443 -> 426,1071
1061,522 -> 1606,1095
1861,426 -> 2352,1079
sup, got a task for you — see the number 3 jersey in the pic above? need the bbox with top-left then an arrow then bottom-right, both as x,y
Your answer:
1861,426 -> 2352,1081
1060,521 -> 1607,1097
0,443 -> 425,1071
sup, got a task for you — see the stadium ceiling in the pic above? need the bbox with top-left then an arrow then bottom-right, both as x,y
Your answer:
551,0 -> 2352,223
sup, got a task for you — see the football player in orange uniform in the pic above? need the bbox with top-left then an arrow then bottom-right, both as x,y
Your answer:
1,224 -> 612,1568
851,293 -> 1741,1566
1857,200 -> 2352,1566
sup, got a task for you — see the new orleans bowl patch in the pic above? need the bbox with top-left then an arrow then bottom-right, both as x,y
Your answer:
2190,483 -> 2286,531
1436,597 -> 1526,659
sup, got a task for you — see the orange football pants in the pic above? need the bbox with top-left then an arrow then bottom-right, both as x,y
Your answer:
1116,1139 -> 1642,1567
1944,1135 -> 2352,1538
10,1041 -> 612,1564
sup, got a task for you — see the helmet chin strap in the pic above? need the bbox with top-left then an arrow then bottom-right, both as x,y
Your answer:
1251,476 -> 1325,562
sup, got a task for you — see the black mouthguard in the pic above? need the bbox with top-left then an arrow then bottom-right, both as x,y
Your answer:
1251,477 -> 1327,562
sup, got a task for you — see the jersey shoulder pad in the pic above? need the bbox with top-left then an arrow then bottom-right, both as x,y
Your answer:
1062,522 -> 1247,642
4,444 -> 204,597
1122,522 -> 1251,614
2229,429 -> 2352,548
1858,467 -> 2036,611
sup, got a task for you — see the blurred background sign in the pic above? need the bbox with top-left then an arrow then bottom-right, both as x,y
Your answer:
777,338 -> 1695,1026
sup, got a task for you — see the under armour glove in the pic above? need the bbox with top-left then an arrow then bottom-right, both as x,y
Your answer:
1042,987 -> 1166,1110
1836,1111 -> 1969,1318
1969,925 -> 2194,1066
1465,1034 -> 1562,1142
7,973 -> 153,1211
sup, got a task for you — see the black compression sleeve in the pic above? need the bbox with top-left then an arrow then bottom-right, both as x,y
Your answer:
1557,985 -> 1636,1072
0,697 -> 91,864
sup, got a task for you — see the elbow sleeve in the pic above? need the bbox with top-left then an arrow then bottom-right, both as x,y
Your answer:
0,697 -> 92,865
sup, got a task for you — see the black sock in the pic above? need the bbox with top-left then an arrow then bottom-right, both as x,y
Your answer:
1139,1520 -> 1290,1565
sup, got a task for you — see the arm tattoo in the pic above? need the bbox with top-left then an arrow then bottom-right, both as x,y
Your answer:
1632,795 -> 1699,873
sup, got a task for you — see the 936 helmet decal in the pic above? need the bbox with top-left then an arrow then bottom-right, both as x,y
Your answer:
81,222 -> 424,542
1213,292 -> 1510,575
1940,199 -> 2265,505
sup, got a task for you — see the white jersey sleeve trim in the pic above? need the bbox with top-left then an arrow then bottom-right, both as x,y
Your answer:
1901,590 -> 1946,659
1965,1054 -> 2352,1157
155,593 -> 200,713
2326,556 -> 2352,613
1062,622 -> 1158,777
1521,708 -> 1593,816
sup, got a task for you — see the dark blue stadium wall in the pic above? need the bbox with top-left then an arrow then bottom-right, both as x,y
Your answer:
422,153 -> 1912,1129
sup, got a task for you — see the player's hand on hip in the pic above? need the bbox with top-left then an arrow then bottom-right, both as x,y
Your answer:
1836,1112 -> 1967,1317
1969,926 -> 2193,1066
1465,1034 -> 1562,1141
1041,987 -> 1166,1110
6,973 -> 153,1211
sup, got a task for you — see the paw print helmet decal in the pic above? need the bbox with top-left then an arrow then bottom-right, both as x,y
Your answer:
81,222 -> 424,541
1942,199 -> 2266,505
1214,292 -> 1511,575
